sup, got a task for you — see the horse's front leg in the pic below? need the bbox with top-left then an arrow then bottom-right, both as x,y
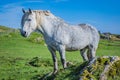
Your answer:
48,47 -> 58,74
58,45 -> 67,69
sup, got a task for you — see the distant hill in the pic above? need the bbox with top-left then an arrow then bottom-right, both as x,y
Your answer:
0,25 -> 14,32
99,32 -> 120,41
0,25 -> 44,44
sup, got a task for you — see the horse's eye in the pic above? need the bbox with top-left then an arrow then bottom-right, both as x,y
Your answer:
28,19 -> 31,21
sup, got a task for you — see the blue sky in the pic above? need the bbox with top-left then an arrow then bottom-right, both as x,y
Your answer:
0,0 -> 120,34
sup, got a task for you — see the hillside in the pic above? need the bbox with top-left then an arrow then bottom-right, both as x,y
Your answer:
0,26 -> 120,80
0,25 -> 13,32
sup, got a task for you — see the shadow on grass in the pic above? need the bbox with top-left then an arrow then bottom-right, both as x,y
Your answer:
64,61 -> 88,80
31,72 -> 56,80
31,61 -> 88,80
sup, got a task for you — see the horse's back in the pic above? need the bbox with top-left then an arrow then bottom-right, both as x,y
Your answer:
78,24 -> 97,33
69,24 -> 99,49
78,23 -> 99,48
78,23 -> 99,37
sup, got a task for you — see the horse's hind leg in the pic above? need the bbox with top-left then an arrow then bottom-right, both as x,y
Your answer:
88,45 -> 96,61
80,48 -> 88,61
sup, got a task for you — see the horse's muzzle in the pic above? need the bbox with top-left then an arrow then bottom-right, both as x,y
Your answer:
21,30 -> 27,37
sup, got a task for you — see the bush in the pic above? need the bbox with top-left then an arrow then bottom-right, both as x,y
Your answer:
27,32 -> 45,44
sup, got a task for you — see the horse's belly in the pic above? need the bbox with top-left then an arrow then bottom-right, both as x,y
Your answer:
66,47 -> 80,51
65,43 -> 87,51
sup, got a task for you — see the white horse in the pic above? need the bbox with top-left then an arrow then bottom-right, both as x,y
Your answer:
21,9 -> 100,74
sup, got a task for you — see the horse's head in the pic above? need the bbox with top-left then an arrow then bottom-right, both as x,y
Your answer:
21,8 -> 52,37
21,8 -> 37,37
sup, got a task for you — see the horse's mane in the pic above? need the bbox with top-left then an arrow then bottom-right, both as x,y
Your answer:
33,10 -> 69,27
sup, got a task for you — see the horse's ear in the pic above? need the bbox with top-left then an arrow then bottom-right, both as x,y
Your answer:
22,8 -> 25,13
28,8 -> 32,14
44,10 -> 50,16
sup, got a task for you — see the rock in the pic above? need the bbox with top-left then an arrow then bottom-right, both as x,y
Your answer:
79,56 -> 120,80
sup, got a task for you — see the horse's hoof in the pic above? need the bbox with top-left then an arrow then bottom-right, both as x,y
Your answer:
63,64 -> 67,69
52,70 -> 58,75
64,66 -> 67,70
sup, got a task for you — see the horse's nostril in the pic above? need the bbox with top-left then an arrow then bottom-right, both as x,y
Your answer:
21,31 -> 27,37
24,31 -> 26,34
22,31 -> 26,35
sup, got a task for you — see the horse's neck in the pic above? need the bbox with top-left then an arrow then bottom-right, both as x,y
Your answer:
38,16 -> 55,38
38,15 -> 68,39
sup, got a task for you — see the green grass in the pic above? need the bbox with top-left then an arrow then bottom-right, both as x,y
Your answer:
97,39 -> 120,56
0,25 -> 12,31
0,29 -> 120,80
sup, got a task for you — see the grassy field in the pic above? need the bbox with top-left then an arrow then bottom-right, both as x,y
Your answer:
0,26 -> 120,80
